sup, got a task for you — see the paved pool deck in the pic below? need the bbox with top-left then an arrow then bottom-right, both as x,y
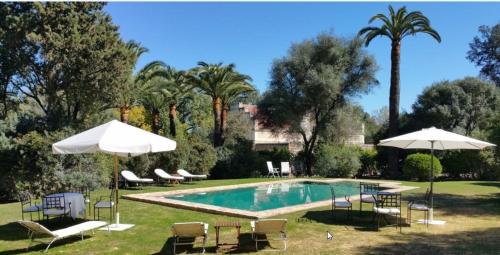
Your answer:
123,178 -> 418,219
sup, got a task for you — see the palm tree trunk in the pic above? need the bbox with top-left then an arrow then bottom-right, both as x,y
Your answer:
387,40 -> 401,177
213,97 -> 223,147
120,106 -> 130,123
169,103 -> 177,137
152,109 -> 160,134
221,103 -> 229,144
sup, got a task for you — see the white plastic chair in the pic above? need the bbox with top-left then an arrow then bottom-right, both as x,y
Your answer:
266,162 -> 279,178
280,162 -> 291,178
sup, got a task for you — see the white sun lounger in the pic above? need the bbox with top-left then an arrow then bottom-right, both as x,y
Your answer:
171,222 -> 208,254
154,168 -> 184,184
250,219 -> 287,251
177,169 -> 207,182
121,170 -> 154,188
18,220 -> 108,252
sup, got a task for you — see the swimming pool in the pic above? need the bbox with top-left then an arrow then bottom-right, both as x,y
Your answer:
165,181 -> 358,211
124,179 -> 415,218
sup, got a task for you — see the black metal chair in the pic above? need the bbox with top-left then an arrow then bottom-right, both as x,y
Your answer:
94,189 -> 115,221
42,194 -> 72,221
19,191 -> 41,221
407,188 -> 431,228
373,192 -> 402,232
359,182 -> 380,213
330,186 -> 352,219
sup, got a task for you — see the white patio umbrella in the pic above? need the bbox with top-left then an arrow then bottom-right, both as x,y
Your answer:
378,127 -> 495,224
52,120 -> 176,231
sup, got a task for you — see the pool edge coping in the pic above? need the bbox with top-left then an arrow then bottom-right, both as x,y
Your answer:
123,178 -> 418,219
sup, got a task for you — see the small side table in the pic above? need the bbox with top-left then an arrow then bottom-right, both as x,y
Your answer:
214,221 -> 241,250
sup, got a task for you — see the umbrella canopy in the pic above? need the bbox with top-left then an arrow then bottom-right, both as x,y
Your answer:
53,120 -> 176,156
52,120 -> 176,230
379,127 -> 496,150
378,127 -> 495,224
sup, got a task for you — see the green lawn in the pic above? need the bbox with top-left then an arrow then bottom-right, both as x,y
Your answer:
1,179 -> 499,254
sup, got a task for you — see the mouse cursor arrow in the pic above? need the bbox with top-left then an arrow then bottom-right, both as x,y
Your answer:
326,231 -> 333,240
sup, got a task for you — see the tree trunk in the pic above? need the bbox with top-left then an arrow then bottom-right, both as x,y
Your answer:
119,106 -> 130,123
212,97 -> 223,147
387,40 -> 401,178
221,103 -> 229,144
152,109 -> 160,134
169,103 -> 177,137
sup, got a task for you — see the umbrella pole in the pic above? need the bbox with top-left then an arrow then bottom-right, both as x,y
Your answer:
429,141 -> 435,222
114,155 -> 119,225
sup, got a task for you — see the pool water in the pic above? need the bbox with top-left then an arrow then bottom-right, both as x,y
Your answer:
165,181 -> 359,211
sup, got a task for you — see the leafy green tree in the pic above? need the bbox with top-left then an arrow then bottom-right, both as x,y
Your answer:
258,34 -> 378,176
187,62 -> 254,146
468,23 -> 500,87
409,77 -> 498,135
0,3 -> 36,118
10,2 -> 131,130
359,5 -> 441,177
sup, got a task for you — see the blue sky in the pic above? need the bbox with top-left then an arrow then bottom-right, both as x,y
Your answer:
106,2 -> 500,115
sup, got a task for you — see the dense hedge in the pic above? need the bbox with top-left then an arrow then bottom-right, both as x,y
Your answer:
314,144 -> 361,178
403,153 -> 442,181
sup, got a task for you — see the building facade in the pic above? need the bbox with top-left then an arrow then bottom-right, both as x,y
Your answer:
235,103 -> 366,153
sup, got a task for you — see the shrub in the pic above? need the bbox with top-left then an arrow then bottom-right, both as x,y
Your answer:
185,135 -> 217,175
403,153 -> 442,181
210,138 -> 263,179
358,148 -> 378,177
314,144 -> 361,178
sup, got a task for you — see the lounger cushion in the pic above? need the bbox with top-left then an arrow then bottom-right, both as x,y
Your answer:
373,207 -> 400,215
251,219 -> 287,234
334,201 -> 352,207
52,221 -> 108,238
121,170 -> 153,183
155,169 -> 185,180
360,195 -> 377,203
23,205 -> 41,212
171,222 -> 208,237
177,169 -> 207,179
95,201 -> 114,208
409,203 -> 429,210
44,208 -> 70,215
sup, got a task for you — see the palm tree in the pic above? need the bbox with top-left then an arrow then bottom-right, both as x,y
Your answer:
117,40 -> 148,123
187,62 -> 254,147
147,66 -> 192,137
220,82 -> 256,141
359,5 -> 441,176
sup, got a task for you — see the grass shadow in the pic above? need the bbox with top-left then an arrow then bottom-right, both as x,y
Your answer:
0,222 -> 27,241
152,233 -> 273,254
471,181 -> 500,189
0,233 -> 95,254
301,209 -> 410,232
357,227 -> 500,255
431,193 -> 500,217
